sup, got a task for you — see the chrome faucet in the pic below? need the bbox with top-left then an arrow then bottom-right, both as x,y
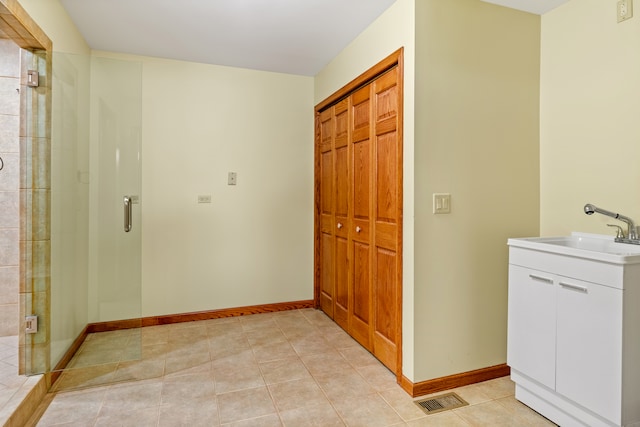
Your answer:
584,203 -> 639,242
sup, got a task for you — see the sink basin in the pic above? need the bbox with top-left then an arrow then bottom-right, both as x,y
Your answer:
508,232 -> 640,263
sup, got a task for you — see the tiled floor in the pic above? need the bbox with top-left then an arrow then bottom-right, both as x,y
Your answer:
0,335 -> 43,425
35,309 -> 555,426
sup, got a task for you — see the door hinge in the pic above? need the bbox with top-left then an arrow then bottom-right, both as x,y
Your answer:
25,315 -> 38,334
27,70 -> 39,87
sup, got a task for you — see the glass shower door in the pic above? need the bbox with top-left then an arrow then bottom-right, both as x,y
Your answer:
50,54 -> 143,391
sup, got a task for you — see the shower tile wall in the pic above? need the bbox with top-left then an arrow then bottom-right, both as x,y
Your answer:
0,39 -> 21,337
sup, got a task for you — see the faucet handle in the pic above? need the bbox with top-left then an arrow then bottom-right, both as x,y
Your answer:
607,224 -> 625,239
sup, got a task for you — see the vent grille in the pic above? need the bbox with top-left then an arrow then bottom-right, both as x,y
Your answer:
415,392 -> 468,414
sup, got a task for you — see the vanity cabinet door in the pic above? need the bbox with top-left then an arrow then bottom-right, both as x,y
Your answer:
507,265 -> 557,389
556,278 -> 622,425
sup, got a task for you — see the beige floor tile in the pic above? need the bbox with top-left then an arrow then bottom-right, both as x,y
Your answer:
355,364 -> 398,391
112,358 -> 165,382
473,377 -> 515,400
214,361 -> 265,394
290,335 -> 333,356
222,413 -> 283,427
495,396 -> 557,426
158,400 -> 220,426
315,368 -> 377,402
216,386 -> 277,425
339,345 -> 380,369
279,401 -> 346,427
51,363 -> 118,392
98,379 -> 163,418
300,351 -> 353,376
379,387 -> 429,422
324,330 -> 361,349
252,341 -> 298,363
259,357 -> 312,385
210,335 -> 252,360
448,383 -> 493,406
94,406 -> 160,427
164,350 -> 211,377
161,372 -> 216,405
246,328 -> 288,347
35,388 -> 105,426
332,393 -> 404,427
268,377 -> 328,412
454,400 -> 526,426
239,315 -> 278,332
405,411 -> 471,427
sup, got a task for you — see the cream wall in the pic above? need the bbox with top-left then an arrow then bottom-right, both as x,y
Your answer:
540,0 -> 640,236
315,0 -> 416,379
136,56 -> 315,316
413,0 -> 539,381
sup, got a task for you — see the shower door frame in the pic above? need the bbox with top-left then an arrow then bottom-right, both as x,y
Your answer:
0,0 -> 53,376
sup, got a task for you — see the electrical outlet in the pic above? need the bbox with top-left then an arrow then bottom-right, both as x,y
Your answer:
618,0 -> 633,22
228,172 -> 237,186
197,195 -> 212,203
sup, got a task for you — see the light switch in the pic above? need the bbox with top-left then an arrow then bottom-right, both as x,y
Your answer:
433,193 -> 451,214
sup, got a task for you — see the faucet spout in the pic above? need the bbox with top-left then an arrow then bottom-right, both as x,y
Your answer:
584,203 -> 638,240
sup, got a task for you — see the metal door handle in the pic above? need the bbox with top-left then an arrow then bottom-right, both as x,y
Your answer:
124,196 -> 132,232
559,282 -> 588,293
529,274 -> 553,284
337,222 -> 343,229
356,226 -> 362,233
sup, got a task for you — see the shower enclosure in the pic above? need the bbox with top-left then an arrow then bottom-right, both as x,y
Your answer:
46,53 -> 143,388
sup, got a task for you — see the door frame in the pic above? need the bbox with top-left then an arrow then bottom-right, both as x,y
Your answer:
313,47 -> 404,379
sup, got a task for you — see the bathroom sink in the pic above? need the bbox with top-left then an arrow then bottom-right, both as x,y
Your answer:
508,232 -> 640,264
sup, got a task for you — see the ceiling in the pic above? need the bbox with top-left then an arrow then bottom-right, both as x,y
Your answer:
480,0 -> 570,14
59,0 -> 571,77
58,0 -> 397,76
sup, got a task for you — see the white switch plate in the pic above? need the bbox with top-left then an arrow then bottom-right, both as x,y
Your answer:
198,195 -> 212,203
228,172 -> 237,186
433,193 -> 451,214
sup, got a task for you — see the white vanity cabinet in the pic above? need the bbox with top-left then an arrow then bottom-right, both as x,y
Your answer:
507,234 -> 640,427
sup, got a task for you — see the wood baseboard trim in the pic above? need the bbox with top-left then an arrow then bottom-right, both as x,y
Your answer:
85,299 -> 315,332
400,364 -> 511,397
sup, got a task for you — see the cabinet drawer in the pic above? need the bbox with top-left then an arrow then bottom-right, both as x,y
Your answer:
509,247 -> 624,289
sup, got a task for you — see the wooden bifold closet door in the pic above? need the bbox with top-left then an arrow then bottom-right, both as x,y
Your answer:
315,49 -> 403,376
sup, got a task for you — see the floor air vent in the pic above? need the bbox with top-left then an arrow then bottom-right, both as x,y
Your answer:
414,392 -> 468,414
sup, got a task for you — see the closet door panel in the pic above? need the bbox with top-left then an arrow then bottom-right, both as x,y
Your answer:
334,236 -> 349,328
318,109 -> 335,317
351,240 -> 371,348
353,139 -> 370,219
373,248 -> 398,371
372,67 -> 400,372
375,133 -> 398,222
320,233 -> 335,316
333,100 -> 350,327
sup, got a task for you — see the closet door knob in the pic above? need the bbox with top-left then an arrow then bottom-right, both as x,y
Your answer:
356,226 -> 362,233
337,223 -> 343,229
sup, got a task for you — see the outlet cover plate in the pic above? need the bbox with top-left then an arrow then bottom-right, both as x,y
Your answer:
618,0 -> 633,22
